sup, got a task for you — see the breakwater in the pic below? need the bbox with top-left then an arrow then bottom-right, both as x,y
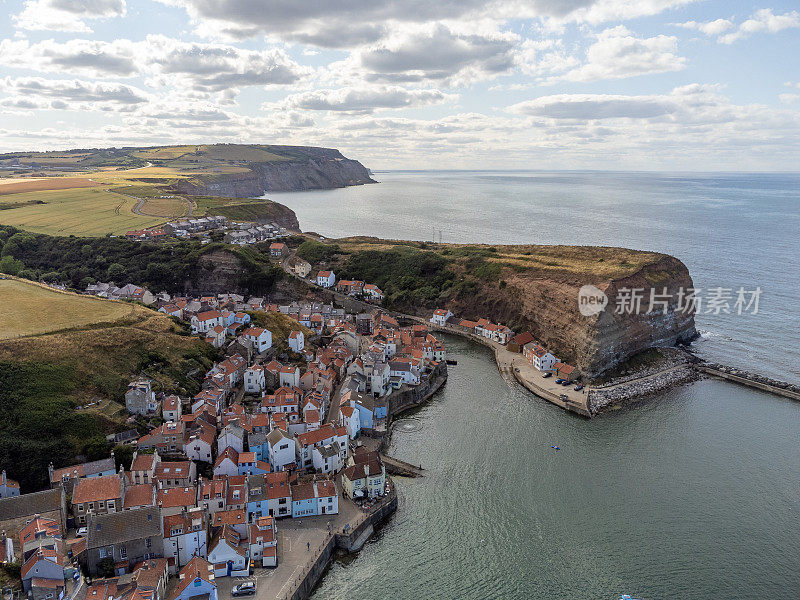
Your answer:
696,363 -> 800,401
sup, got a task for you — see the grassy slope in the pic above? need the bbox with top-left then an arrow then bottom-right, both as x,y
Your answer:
0,278 -> 146,338
247,311 -> 314,347
0,296 -> 216,491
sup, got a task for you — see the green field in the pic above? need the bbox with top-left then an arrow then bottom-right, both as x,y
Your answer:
0,278 -> 146,338
0,187 -> 163,235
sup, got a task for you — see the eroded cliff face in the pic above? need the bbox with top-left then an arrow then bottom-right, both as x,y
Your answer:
505,255 -> 697,376
176,149 -> 376,197
446,254 -> 697,377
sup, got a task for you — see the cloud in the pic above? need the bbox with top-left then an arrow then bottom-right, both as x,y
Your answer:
554,26 -> 686,82
0,38 -> 138,78
719,9 -> 800,44
157,0 -> 697,46
0,36 -> 308,95
354,25 -> 518,85
674,18 -> 733,36
510,92 -> 679,119
144,35 -> 309,92
779,93 -> 799,105
275,86 -> 452,113
13,0 -> 126,32
0,76 -> 148,111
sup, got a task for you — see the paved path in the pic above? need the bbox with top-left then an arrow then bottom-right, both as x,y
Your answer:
215,485 -> 391,600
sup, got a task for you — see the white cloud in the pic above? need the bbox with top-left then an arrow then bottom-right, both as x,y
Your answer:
0,38 -> 138,78
779,93 -> 799,105
0,76 -> 148,111
554,26 -> 686,82
13,0 -> 126,33
157,0 -> 698,46
353,24 -> 518,85
144,35 -> 310,92
275,86 -> 453,113
674,18 -> 733,36
719,9 -> 800,44
510,92 -> 679,119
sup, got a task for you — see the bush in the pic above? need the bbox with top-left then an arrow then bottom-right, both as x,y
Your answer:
296,240 -> 342,264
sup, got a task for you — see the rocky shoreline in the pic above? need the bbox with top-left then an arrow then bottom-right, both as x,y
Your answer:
588,364 -> 699,413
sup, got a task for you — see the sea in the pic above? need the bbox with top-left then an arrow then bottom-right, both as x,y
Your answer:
267,171 -> 800,599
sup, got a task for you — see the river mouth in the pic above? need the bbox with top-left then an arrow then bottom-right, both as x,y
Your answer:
312,335 -> 800,600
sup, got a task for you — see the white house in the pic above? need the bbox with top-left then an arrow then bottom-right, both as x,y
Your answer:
217,423 -> 245,455
288,330 -> 304,353
244,366 -> 266,394
363,284 -> 384,301
213,448 -> 239,478
243,327 -> 272,353
311,443 -> 343,474
162,395 -> 182,423
266,429 -> 295,471
163,508 -> 208,574
207,525 -> 249,577
370,362 -> 391,397
389,360 -> 420,385
191,310 -> 223,335
430,308 -> 454,326
316,271 -> 336,288
523,343 -> 557,371
279,365 -> 300,388
248,517 -> 277,568
184,430 -> 214,463
338,406 -> 361,439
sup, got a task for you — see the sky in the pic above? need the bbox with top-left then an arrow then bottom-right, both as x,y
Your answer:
0,0 -> 799,170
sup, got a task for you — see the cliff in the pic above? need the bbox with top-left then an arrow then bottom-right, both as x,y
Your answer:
320,238 -> 698,377
501,254 -> 698,377
176,147 -> 376,197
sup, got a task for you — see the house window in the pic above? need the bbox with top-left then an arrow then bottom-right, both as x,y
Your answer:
145,538 -> 152,549
119,545 -> 127,559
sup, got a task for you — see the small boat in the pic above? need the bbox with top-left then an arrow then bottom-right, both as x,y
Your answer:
551,445 -> 560,450
446,359 -> 457,365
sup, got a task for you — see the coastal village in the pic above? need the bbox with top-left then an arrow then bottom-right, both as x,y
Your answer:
0,248 -> 598,600
0,261 -> 451,600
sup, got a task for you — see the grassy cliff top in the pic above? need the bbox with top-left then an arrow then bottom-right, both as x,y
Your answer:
0,143 -> 345,174
335,236 -> 665,280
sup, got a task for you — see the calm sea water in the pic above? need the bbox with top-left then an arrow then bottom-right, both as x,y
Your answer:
313,336 -> 800,600
265,172 -> 800,600
269,171 -> 800,382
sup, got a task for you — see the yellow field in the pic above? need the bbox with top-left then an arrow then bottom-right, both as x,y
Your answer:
0,278 -> 147,339
138,196 -> 190,218
0,187 -> 163,235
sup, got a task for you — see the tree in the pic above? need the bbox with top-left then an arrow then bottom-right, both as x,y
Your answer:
106,262 -> 126,282
83,435 -> 111,461
0,255 -> 23,276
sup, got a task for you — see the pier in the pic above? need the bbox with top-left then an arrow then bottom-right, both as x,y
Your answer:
380,453 -> 425,477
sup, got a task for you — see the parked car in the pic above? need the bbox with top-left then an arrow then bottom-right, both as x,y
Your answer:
560,380 -> 571,386
574,384 -> 584,391
555,378 -> 564,384
76,527 -> 87,538
232,582 -> 256,597
542,372 -> 552,378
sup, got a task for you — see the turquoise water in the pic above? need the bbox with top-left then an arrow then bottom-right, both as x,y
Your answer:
269,171 -> 800,382
266,172 -> 800,599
